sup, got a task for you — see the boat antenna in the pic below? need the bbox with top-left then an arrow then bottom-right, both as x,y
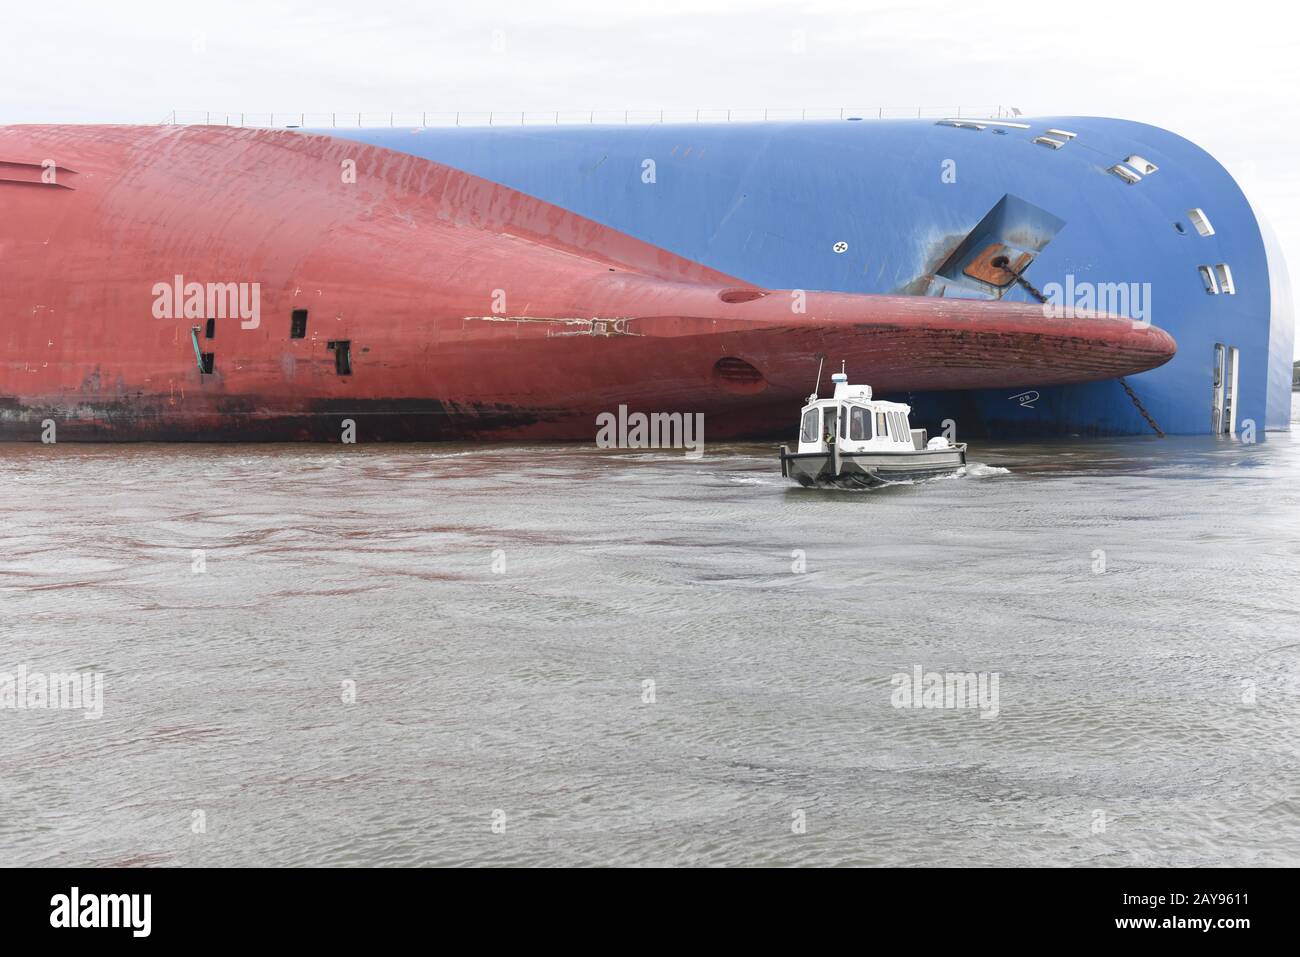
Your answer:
812,356 -> 824,398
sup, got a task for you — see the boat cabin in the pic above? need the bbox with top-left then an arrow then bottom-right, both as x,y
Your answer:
795,373 -> 927,454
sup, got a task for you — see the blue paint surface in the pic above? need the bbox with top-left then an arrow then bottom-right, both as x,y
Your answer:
317,116 -> 1291,436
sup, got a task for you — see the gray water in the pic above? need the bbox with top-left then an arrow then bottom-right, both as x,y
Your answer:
3,403 -> 1299,867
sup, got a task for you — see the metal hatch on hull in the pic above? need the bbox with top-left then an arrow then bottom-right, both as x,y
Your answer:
909,194 -> 1066,299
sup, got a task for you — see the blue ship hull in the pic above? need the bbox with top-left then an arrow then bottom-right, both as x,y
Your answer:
323,115 -> 1294,437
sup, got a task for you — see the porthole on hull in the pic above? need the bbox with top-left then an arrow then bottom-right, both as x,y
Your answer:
712,357 -> 767,393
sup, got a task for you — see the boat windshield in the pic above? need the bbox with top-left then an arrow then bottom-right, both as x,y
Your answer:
822,408 -> 837,443
849,406 -> 871,441
800,409 -> 819,443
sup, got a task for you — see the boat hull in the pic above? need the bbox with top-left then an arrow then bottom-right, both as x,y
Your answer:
329,116 -> 1292,436
779,444 -> 969,488
0,124 -> 1176,443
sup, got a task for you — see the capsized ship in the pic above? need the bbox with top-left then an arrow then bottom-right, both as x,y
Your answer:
0,114 -> 1284,442
326,114 -> 1294,438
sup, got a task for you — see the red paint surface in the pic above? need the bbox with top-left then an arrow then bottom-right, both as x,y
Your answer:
0,125 -> 1176,441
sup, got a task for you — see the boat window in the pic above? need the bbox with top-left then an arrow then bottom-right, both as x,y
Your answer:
822,408 -> 838,443
850,406 -> 871,441
876,411 -> 888,439
1214,263 -> 1235,295
800,409 -> 819,443
891,412 -> 904,441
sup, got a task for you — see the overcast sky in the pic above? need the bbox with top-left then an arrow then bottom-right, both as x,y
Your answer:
4,0 -> 1296,355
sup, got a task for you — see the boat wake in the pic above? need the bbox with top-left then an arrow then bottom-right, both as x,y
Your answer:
959,463 -> 1011,479
725,473 -> 788,486
863,461 -> 1011,489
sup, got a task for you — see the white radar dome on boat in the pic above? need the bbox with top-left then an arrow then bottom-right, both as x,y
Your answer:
927,436 -> 951,449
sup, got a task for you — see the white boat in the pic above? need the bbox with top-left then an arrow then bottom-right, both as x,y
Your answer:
779,369 -> 967,488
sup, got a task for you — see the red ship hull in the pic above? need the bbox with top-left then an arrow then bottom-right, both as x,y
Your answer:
0,125 -> 1176,441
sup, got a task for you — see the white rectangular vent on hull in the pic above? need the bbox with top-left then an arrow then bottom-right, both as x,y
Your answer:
1125,155 -> 1159,175
937,118 -> 1032,130
1188,208 -> 1215,237
1109,154 -> 1159,184
1109,163 -> 1143,184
